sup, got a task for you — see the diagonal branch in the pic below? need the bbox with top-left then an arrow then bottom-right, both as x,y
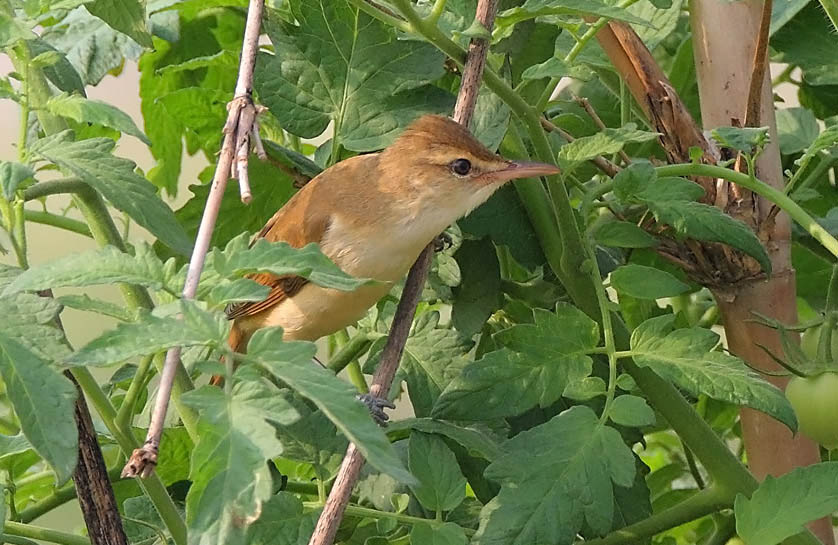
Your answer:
306,2 -> 499,544
121,0 -> 267,480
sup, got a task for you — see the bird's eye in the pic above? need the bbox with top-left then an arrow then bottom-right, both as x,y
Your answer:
450,158 -> 472,176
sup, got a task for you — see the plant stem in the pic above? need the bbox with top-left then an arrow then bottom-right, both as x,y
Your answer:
18,467 -> 123,523
656,163 -> 838,259
23,210 -> 92,238
346,360 -> 369,394
327,333 -> 375,374
115,354 -> 156,429
2,521 -> 90,545
71,369 -> 186,545
22,178 -> 89,201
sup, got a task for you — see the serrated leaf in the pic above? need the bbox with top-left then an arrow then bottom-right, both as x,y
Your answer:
29,132 -> 192,255
609,395 -> 656,427
794,125 -> 838,177
498,0 -> 649,28
474,406 -> 636,545
710,126 -> 769,154
411,522 -> 468,545
214,236 -> 369,292
0,292 -> 71,361
183,381 -> 297,545
521,57 -> 594,81
5,243 -> 167,295
67,300 -> 229,366
246,492 -> 319,545
0,161 -> 35,200
387,418 -> 501,461
648,200 -> 771,273
610,265 -> 690,299
86,0 -> 153,47
452,239 -> 503,338
630,315 -> 797,431
208,279 -> 271,307
593,221 -> 658,249
246,328 -> 414,484
56,294 -> 136,322
776,107 -> 819,154
0,13 -> 34,47
408,432 -> 467,512
46,93 -> 150,144
434,303 -> 598,420
254,0 -> 445,150
558,124 -> 659,165
27,38 -> 86,96
0,332 -> 77,485
734,462 -> 838,545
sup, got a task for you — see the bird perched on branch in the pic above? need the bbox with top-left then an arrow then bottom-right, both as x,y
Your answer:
213,115 -> 559,386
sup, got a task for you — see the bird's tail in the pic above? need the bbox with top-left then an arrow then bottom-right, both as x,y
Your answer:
209,323 -> 246,387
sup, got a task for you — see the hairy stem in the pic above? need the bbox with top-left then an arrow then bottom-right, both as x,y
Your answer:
2,521 -> 90,545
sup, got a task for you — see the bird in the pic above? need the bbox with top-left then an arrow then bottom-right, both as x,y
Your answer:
212,114 -> 559,387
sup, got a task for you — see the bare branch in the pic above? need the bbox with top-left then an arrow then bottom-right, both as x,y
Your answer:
122,0 -> 266,480
307,1 -> 500,543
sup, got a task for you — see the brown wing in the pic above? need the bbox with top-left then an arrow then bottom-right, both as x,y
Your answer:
223,156 -> 372,321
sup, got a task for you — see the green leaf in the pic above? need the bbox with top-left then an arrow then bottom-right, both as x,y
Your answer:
794,125 -> 838,175
0,13 -> 34,46
56,294 -> 136,322
648,200 -> 771,273
246,328 -> 414,484
498,0 -> 649,28
610,265 -> 690,299
207,279 -> 270,307
710,126 -> 769,154
593,221 -> 658,249
46,93 -> 150,144
408,431 -> 467,512
246,492 -> 318,545
776,107 -> 820,155
387,418 -> 502,461
86,0 -> 152,47
630,315 -> 797,431
734,462 -> 838,545
0,161 -> 35,200
558,124 -> 659,166
452,239 -> 503,338
434,303 -> 598,420
0,292 -> 71,362
411,523 -> 468,545
474,406 -> 636,545
609,395 -> 656,427
5,243 -> 167,295
67,300 -> 230,366
28,39 -> 86,95
521,57 -> 594,81
29,132 -> 192,255
0,332 -> 77,485
254,0 -> 445,150
183,381 -> 297,545
773,3 -> 838,86
214,236 -> 369,292
470,86 -> 511,151
123,496 -> 171,545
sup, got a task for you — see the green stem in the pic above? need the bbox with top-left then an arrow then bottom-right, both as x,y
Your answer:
22,210 -> 92,238
346,360 -> 369,394
820,266 -> 838,362
71,368 -> 187,545
786,151 -> 834,196
2,521 -> 90,545
18,467 -> 123,523
327,332 -> 375,374
305,502 -> 476,535
16,43 -> 29,163
351,0 -> 411,32
576,486 -> 730,545
0,534 -> 40,545
115,354 -> 156,429
22,178 -> 89,201
656,163 -> 838,260
429,0 -> 447,22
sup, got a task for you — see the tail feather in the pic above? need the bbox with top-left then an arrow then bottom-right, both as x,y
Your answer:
209,323 -> 247,387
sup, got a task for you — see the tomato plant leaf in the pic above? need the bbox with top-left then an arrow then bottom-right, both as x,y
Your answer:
434,303 -> 598,420
183,381 -> 297,545
408,431 -> 467,512
609,395 -> 656,427
29,131 -> 193,255
254,0 -> 445,151
592,221 -> 658,249
246,328 -> 415,484
246,492 -> 319,545
46,92 -> 150,144
86,0 -> 153,48
0,332 -> 77,486
776,107 -> 819,154
0,292 -> 71,362
610,264 -> 691,299
629,315 -> 797,431
0,161 -> 35,200
474,406 -> 636,544
66,301 -> 230,366
735,462 -> 838,545
411,522 -> 468,545
558,124 -> 659,166
387,418 -> 502,462
452,239 -> 503,338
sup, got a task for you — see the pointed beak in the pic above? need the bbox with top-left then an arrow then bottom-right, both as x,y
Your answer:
480,160 -> 561,183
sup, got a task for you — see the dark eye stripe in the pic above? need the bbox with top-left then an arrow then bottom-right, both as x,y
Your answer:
451,158 -> 472,176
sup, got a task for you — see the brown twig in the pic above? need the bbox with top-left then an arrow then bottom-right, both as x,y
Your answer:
306,2 -> 499,544
121,0 -> 266,480
539,117 -> 620,177
574,95 -> 632,166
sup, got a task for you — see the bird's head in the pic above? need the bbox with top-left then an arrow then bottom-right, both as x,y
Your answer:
380,115 -> 560,218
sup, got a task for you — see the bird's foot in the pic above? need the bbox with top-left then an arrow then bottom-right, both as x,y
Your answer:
433,232 -> 453,253
357,394 -> 396,426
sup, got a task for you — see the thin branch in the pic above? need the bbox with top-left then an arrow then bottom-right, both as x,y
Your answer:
575,95 -> 632,165
122,0 -> 266,480
306,2 -> 499,544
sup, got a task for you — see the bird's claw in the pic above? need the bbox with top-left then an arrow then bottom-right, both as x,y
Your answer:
434,233 -> 453,253
357,393 -> 395,426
